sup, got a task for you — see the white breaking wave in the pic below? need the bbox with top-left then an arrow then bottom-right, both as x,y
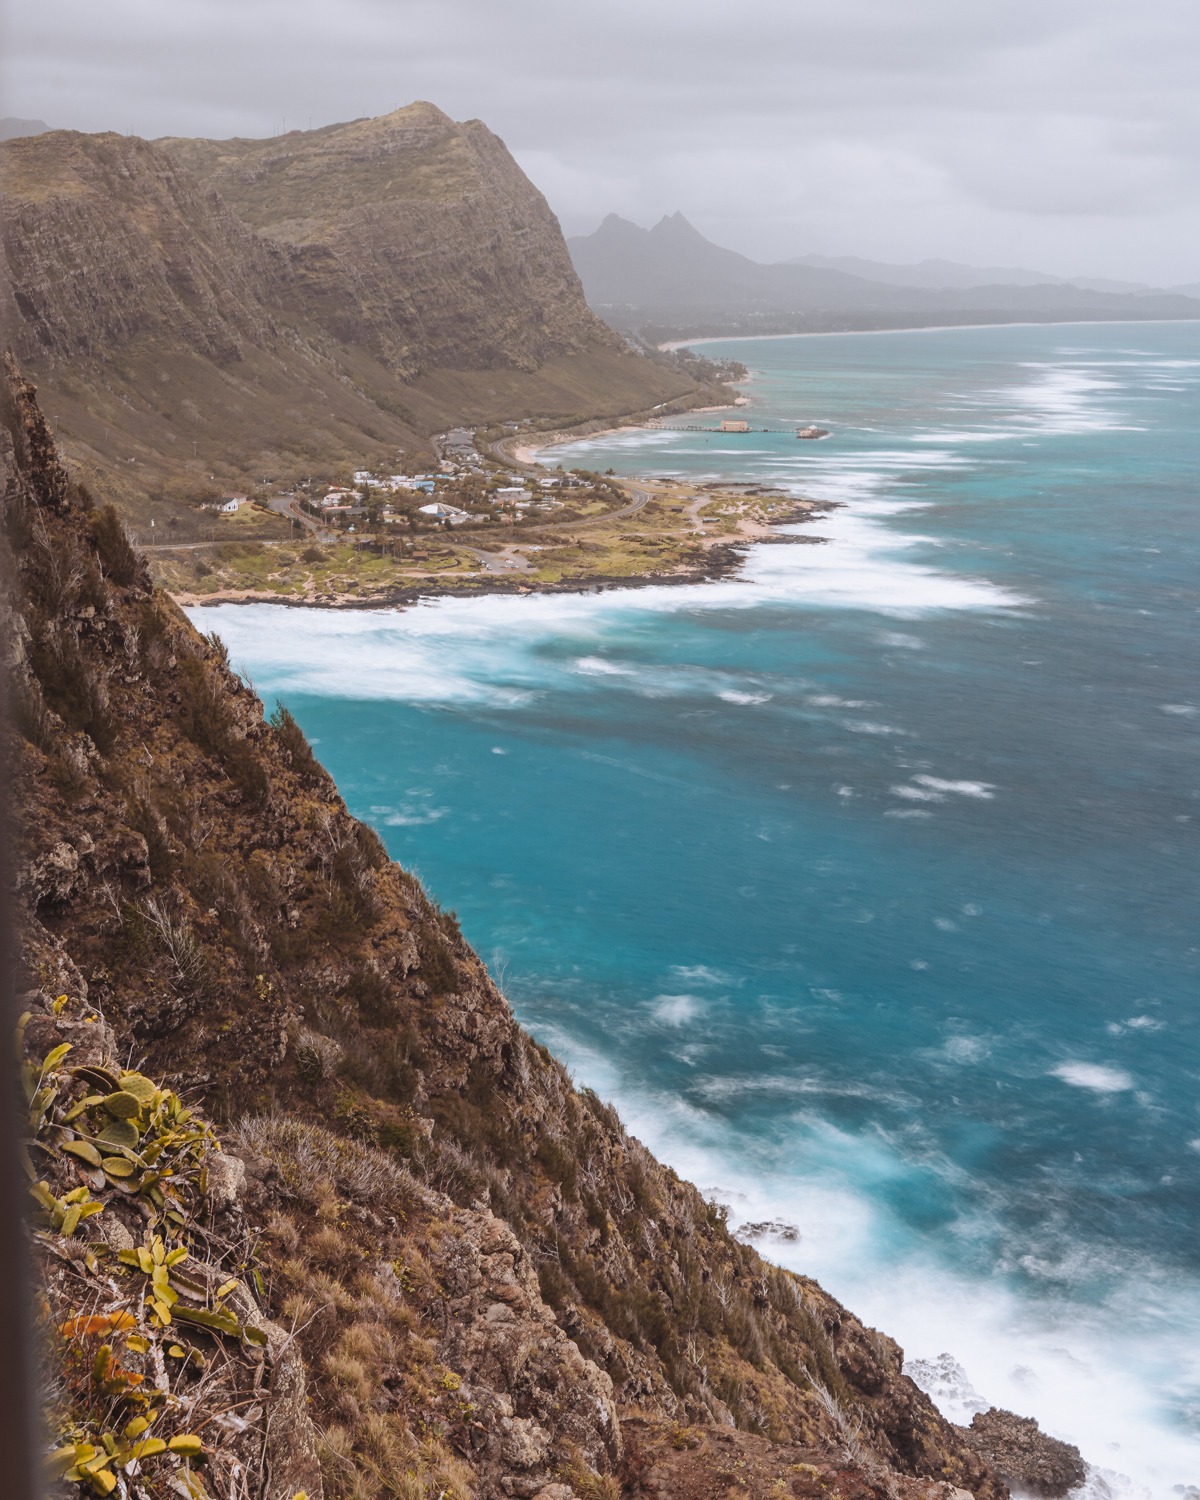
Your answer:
912,775 -> 997,799
718,689 -> 772,705
524,1019 -> 1200,1500
192,493 -> 1026,711
650,994 -> 703,1027
1051,1062 -> 1135,1093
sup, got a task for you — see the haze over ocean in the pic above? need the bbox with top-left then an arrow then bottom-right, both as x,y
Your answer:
196,321 -> 1200,1497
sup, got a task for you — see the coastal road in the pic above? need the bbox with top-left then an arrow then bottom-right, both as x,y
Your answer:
268,493 -> 327,537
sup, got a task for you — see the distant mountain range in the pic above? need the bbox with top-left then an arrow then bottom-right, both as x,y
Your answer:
787,253 -> 1200,298
569,214 -> 1200,338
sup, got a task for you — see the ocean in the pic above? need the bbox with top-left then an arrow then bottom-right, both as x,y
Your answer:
194,320 -> 1200,1498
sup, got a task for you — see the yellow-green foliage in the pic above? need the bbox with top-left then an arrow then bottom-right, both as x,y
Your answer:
23,1007 -> 268,1498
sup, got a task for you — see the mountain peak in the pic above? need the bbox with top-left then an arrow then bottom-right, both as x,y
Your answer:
651,210 -> 705,240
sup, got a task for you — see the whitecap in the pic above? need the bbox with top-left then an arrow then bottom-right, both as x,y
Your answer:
670,964 -> 730,987
941,1036 -> 988,1064
841,719 -> 911,736
575,655 -> 633,676
891,784 -> 946,802
377,804 -> 450,827
1051,1063 -> 1134,1093
913,775 -> 996,799
651,994 -> 703,1027
718,689 -> 772,705
884,808 -> 933,819
1161,704 -> 1197,717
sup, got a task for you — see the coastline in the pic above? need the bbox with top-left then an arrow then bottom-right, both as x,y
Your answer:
659,314 -> 1200,350
191,320 -> 1200,1496
161,395 -> 835,613
498,396 -> 751,466
173,523 -> 830,613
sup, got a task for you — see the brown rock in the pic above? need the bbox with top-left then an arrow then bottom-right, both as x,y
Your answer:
962,1407 -> 1087,1496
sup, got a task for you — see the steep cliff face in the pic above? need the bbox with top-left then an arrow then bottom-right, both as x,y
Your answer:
161,104 -> 622,377
2,130 -> 284,365
0,111 -> 697,522
4,364 -> 1005,1500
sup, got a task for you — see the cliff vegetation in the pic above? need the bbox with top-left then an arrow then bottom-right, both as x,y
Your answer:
4,359 -> 1021,1500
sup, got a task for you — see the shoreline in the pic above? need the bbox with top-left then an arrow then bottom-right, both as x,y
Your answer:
176,527 -> 830,613
659,314 -> 1200,350
509,395 -> 751,465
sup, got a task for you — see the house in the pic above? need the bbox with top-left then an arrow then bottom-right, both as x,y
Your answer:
495,486 -> 532,501
418,502 -> 470,525
219,494 -> 247,513
720,419 -> 750,433
320,489 -> 354,509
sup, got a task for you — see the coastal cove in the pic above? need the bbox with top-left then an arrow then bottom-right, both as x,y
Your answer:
197,321 -> 1200,1499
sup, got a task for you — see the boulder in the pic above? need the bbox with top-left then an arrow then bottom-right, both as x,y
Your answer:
962,1407 -> 1087,1496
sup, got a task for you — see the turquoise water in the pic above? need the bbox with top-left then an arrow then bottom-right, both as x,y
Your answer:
197,322 -> 1200,1496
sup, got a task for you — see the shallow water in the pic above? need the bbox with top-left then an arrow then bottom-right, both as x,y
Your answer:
196,321 -> 1200,1496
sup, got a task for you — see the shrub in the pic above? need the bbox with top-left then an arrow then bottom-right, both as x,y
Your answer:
177,654 -> 232,755
295,1030 -> 344,1085
29,631 -> 115,752
91,504 -> 138,585
223,736 -> 271,806
270,702 -> 321,778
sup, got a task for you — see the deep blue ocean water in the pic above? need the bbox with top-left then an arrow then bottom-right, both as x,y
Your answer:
196,322 -> 1200,1497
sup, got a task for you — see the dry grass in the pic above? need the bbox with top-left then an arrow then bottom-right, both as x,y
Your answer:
233,1112 -> 416,1204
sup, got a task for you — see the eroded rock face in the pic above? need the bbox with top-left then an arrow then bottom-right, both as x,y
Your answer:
961,1408 -> 1087,1496
432,1208 -> 621,1493
162,103 -> 621,379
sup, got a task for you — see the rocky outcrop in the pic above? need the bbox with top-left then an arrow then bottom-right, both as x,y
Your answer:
432,1209 -> 622,1489
961,1409 -> 1087,1497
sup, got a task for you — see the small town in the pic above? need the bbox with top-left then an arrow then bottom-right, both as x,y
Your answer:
153,419 -> 821,605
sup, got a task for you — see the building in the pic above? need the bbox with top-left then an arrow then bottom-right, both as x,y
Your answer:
720,419 -> 750,433
418,502 -> 471,525
218,495 -> 247,513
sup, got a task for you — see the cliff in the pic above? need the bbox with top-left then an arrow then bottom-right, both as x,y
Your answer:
0,110 -> 702,527
3,362 -> 1006,1499
159,104 -> 620,377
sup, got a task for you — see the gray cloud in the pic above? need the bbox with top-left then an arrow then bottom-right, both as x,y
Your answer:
3,0 -> 1198,282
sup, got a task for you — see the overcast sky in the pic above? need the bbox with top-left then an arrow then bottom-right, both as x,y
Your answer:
4,0 -> 1199,284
